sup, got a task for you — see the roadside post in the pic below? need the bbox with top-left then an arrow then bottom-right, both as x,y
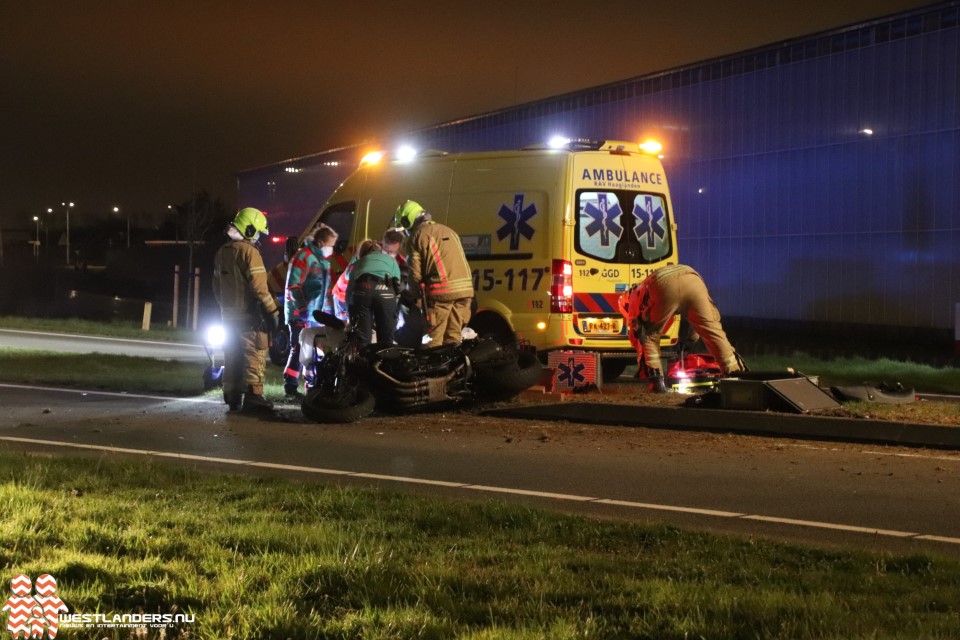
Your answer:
172,265 -> 180,328
142,302 -> 152,331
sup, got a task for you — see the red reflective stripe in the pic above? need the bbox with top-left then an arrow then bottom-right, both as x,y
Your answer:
429,238 -> 448,283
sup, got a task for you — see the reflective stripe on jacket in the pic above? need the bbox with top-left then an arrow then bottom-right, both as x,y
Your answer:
407,221 -> 474,302
284,240 -> 333,324
213,239 -> 278,325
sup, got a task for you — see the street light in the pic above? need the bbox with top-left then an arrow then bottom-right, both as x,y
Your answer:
62,201 -> 74,265
32,216 -> 40,261
45,208 -> 52,257
114,206 -> 129,248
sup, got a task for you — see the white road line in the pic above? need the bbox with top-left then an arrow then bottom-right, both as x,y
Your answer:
0,383 -> 219,404
1,434 -> 957,546
781,442 -> 960,463
0,328 -> 202,347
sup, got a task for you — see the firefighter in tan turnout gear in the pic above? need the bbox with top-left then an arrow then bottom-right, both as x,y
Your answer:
622,264 -> 744,392
393,200 -> 474,347
213,207 -> 282,412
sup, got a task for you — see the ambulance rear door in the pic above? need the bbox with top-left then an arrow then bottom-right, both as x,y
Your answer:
568,151 -> 677,348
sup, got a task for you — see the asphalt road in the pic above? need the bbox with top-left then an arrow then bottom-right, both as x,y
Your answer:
2,383 -> 958,557
0,328 -> 209,362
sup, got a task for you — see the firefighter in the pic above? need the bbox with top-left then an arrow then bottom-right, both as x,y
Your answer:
212,207 -> 282,412
393,200 -> 474,347
621,264 -> 744,392
283,223 -> 338,397
347,240 -> 402,347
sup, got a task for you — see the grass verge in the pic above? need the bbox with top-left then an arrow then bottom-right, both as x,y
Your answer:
0,350 -> 291,400
0,315 -> 198,343
749,352 -> 960,395
2,450 -> 958,640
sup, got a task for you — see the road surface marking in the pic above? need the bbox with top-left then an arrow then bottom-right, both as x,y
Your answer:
1,434 -> 958,546
0,383 -> 219,404
781,442 -> 960,463
0,328 -> 202,347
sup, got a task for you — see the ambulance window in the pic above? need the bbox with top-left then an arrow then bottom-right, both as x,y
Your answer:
318,202 -> 355,254
576,190 -> 672,263
631,194 -> 670,262
577,191 -> 624,261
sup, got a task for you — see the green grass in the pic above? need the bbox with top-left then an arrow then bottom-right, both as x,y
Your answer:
1,451 -> 958,640
0,349 -> 291,400
0,315 -> 198,343
748,352 -> 960,395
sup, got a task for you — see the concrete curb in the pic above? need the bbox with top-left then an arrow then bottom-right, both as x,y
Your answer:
481,402 -> 960,450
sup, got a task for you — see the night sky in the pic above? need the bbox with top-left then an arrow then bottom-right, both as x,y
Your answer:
0,0 -> 933,228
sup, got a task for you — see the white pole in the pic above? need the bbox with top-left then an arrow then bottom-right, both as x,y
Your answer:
192,267 -> 200,331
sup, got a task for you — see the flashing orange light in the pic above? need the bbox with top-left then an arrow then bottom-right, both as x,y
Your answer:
639,139 -> 663,155
360,151 -> 384,166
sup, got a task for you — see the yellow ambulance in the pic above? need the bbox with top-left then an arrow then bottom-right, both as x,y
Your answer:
307,139 -> 680,379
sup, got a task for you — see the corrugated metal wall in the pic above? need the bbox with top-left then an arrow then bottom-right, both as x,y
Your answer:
239,2 -> 960,332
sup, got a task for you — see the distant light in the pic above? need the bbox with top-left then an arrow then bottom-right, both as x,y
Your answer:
113,206 -> 119,213
396,145 -> 418,162
698,188 -> 705,194
639,139 -> 663,155
360,151 -> 384,166
284,166 -> 301,173
860,128 -> 874,136
270,235 -> 284,244
548,135 -> 571,148
323,161 -> 341,167
33,216 -> 38,221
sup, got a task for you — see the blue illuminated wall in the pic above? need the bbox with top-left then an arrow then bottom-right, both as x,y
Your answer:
239,2 -> 960,333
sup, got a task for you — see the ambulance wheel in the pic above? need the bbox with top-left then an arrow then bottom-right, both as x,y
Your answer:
469,312 -> 515,346
601,360 -> 629,381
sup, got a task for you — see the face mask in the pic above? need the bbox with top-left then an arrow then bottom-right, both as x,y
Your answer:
321,246 -> 334,258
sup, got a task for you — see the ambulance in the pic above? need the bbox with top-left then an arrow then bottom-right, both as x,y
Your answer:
305,138 -> 680,380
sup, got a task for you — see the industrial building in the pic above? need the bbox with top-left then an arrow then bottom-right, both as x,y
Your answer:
238,1 -> 960,345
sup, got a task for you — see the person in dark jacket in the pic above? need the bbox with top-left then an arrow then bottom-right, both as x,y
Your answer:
347,240 -> 402,347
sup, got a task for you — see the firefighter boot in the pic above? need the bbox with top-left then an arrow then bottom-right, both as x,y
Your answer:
242,390 -> 274,413
649,369 -> 667,394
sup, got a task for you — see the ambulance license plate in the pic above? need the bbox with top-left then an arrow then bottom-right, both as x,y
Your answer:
580,317 -> 622,334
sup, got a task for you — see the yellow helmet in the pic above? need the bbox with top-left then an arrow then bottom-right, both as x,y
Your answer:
393,200 -> 425,230
232,207 -> 269,239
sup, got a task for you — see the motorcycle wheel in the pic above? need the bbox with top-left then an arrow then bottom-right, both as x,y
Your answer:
475,349 -> 544,395
301,384 -> 375,423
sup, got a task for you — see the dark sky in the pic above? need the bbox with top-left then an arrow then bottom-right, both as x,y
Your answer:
0,0 -> 933,228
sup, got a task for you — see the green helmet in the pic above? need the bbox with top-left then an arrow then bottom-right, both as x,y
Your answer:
232,207 -> 269,239
394,200 -> 425,230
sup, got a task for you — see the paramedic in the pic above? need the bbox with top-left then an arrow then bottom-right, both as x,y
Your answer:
621,264 -> 744,392
393,200 -> 474,347
283,223 -> 338,397
347,240 -> 402,347
212,207 -> 282,412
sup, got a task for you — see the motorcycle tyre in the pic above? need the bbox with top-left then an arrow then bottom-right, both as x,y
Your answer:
475,350 -> 543,395
301,384 -> 376,423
